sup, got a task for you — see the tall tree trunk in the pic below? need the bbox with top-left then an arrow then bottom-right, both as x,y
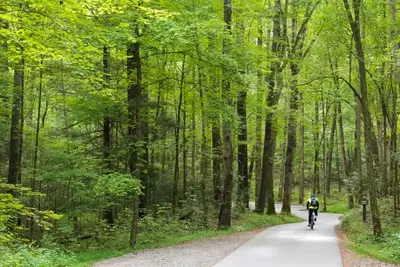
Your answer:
281,63 -> 300,213
8,54 -> 24,185
254,24 -> 263,208
35,58 -> 44,211
322,99 -> 327,212
199,68 -> 208,224
172,54 -> 186,215
210,36 -> 222,205
218,0 -> 233,229
127,26 -> 142,247
257,0 -> 283,215
236,13 -> 249,210
33,59 -> 43,190
343,0 -> 383,236
102,47 -> 114,225
388,0 -> 399,217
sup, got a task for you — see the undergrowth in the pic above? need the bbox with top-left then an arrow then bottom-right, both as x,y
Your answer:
341,198 -> 400,264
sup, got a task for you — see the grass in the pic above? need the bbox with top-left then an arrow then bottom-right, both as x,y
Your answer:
72,212 -> 302,267
350,242 -> 400,264
321,190 -> 348,214
341,199 -> 400,265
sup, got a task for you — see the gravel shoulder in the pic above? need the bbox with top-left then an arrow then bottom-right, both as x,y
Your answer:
93,229 -> 262,267
335,226 -> 400,267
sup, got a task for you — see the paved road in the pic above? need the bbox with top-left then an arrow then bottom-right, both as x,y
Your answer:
214,204 -> 343,267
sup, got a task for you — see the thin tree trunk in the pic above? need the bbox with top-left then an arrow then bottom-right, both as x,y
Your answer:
191,97 -> 196,182
209,36 -> 222,206
183,98 -> 188,200
382,117 -> 389,197
199,68 -> 208,224
36,58 -> 44,211
322,99 -> 327,212
350,41 -> 359,208
255,24 -> 263,208
212,122 -> 222,204
326,104 -> 337,195
248,149 -> 255,182
279,139 -> 286,201
299,93 -> 305,204
172,54 -> 186,215
254,98 -> 262,207
336,123 -> 341,192
338,102 -> 348,196
313,101 -> 320,195
33,60 -> 43,191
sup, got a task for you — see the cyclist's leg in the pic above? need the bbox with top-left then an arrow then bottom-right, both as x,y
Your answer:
308,209 -> 312,224
315,210 -> 318,221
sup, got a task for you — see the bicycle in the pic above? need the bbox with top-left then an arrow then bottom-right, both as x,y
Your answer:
310,211 -> 316,230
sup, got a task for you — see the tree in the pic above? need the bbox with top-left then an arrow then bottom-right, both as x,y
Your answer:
343,0 -> 383,236
8,52 -> 24,185
218,0 -> 234,229
127,25 -> 142,247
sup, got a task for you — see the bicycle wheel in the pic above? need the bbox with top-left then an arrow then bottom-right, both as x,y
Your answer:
310,213 -> 315,230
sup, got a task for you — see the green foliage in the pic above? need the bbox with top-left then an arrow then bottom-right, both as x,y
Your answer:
341,199 -> 400,264
0,180 -> 62,246
0,245 -> 74,267
94,173 -> 142,206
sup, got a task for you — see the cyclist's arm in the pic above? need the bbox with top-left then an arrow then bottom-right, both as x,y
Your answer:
306,201 -> 309,210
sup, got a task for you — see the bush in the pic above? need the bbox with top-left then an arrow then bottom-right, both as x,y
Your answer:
0,245 -> 74,267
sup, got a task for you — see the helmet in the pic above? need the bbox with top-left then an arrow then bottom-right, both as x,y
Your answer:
310,193 -> 315,198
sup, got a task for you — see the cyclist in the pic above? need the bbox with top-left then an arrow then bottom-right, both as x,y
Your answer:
306,193 -> 319,227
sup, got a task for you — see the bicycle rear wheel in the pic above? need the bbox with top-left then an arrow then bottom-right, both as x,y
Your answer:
310,213 -> 315,230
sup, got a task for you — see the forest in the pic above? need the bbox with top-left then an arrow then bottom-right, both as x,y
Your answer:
0,0 -> 399,266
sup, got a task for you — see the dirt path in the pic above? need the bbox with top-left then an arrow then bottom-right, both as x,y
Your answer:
93,229 -> 261,267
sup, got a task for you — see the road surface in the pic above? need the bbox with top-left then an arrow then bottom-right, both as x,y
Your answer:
214,204 -> 343,267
